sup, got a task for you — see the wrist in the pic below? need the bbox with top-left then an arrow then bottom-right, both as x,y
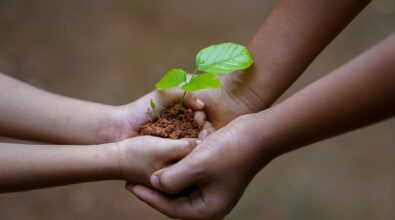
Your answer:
57,99 -> 116,144
115,138 -> 148,184
234,113 -> 280,171
221,68 -> 272,114
248,109 -> 292,162
99,142 -> 123,180
65,143 -> 122,181
95,105 -> 133,143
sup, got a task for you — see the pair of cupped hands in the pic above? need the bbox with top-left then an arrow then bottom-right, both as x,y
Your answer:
105,87 -> 269,220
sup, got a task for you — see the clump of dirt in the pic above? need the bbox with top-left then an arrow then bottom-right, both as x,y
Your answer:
140,104 -> 201,139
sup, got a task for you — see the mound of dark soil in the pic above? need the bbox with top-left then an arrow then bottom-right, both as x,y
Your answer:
140,104 -> 201,139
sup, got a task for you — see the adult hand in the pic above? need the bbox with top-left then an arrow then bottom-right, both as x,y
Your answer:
127,113 -> 275,220
193,75 -> 262,128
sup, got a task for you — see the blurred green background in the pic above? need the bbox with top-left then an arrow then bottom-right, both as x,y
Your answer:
0,0 -> 394,219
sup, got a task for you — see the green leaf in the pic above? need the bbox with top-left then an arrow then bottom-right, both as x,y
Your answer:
182,73 -> 222,92
150,98 -> 156,109
150,98 -> 161,118
155,68 -> 187,89
196,42 -> 254,74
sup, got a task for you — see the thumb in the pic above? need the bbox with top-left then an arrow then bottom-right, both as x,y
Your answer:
151,156 -> 201,194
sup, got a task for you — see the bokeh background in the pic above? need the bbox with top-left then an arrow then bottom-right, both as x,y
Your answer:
0,0 -> 394,219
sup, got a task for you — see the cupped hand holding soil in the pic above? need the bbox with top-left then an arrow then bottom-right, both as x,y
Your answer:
140,104 -> 204,139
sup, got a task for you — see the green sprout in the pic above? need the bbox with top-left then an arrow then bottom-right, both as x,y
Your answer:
151,42 -> 254,117
150,98 -> 161,119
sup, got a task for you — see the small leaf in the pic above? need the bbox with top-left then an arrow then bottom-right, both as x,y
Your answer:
196,42 -> 254,74
182,73 -> 222,92
150,98 -> 161,119
155,68 -> 187,89
150,98 -> 156,109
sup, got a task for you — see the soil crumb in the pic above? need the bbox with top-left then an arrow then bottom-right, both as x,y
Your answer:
139,104 -> 201,139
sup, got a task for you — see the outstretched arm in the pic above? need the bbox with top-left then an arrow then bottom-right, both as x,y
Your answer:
129,33 -> 395,220
0,73 -> 113,144
0,136 -> 196,193
0,142 -> 118,193
198,0 -> 371,128
0,74 -> 205,144
0,0 -> 371,142
255,33 -> 395,157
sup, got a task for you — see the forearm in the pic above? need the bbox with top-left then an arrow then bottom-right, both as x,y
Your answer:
253,34 -> 395,158
0,142 -> 120,193
225,0 -> 371,112
0,73 -> 114,144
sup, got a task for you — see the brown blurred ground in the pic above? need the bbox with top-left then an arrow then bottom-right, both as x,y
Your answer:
0,1 -> 394,219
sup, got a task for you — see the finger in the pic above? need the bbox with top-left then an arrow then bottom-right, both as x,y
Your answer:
127,184 -> 175,216
157,138 -> 197,161
198,121 -> 216,139
151,155 -> 202,194
183,93 -> 205,110
127,184 -> 203,220
194,111 -> 206,128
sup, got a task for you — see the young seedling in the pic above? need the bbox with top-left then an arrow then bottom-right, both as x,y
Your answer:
150,98 -> 161,119
151,42 -> 254,117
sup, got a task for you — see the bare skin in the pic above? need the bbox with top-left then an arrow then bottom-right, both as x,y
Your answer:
0,0 -> 369,143
121,0 -> 375,218
0,0 -> 373,214
1,0 -> 368,144
0,136 -> 197,193
129,34 -> 395,220
0,73 -> 206,144
0,74 -> 207,192
194,0 -> 371,128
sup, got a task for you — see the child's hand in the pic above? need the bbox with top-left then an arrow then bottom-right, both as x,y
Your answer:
99,89 -> 211,142
115,136 -> 197,186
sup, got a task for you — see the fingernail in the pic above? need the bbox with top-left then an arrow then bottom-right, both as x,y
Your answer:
196,98 -> 204,108
151,175 -> 161,189
196,139 -> 202,145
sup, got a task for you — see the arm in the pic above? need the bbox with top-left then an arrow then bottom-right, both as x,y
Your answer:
252,33 -> 395,158
128,34 -> 395,220
0,73 -> 113,144
0,136 -> 196,193
197,0 -> 371,128
0,142 -> 118,193
0,0 -> 369,142
0,73 -> 205,144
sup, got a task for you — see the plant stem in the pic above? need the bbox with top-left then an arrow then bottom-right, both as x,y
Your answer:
180,90 -> 187,105
175,69 -> 197,115
190,69 -> 197,80
175,90 -> 187,115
